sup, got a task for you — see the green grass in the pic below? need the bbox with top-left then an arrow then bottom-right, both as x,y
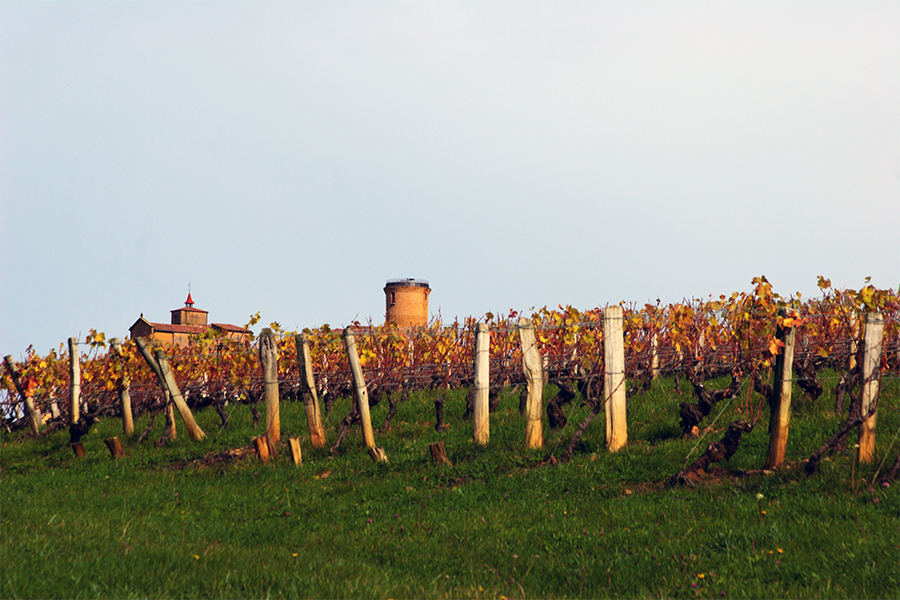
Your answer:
2,374 -> 898,599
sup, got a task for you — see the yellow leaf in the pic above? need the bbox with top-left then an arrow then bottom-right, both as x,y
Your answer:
768,339 -> 785,355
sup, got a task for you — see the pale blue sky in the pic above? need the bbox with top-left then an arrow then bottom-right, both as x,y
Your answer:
2,1 -> 898,357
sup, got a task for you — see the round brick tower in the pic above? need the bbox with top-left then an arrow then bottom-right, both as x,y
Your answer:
384,279 -> 430,328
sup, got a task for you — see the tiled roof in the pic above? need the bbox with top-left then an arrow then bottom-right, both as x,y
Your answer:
212,323 -> 250,333
152,323 -> 208,334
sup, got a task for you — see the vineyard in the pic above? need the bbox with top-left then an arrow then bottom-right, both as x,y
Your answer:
2,277 -> 898,471
3,276 -> 900,598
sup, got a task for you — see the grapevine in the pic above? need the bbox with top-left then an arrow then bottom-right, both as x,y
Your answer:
1,278 -> 897,438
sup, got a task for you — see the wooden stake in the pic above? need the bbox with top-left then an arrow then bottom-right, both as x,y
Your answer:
343,328 -> 376,448
295,334 -> 326,448
765,311 -> 796,469
71,442 -> 85,457
259,328 -> 280,443
110,338 -> 134,435
473,323 -> 490,446
154,349 -> 205,441
518,318 -> 543,449
289,437 -> 302,466
68,338 -> 81,424
135,337 -> 177,440
650,333 -> 660,380
134,337 -> 163,379
603,307 -> 627,452
858,312 -> 884,464
104,436 -> 124,458
429,441 -> 453,466
3,355 -> 41,434
253,435 -> 270,462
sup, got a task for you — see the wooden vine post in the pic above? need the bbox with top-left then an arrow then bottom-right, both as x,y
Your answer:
603,306 -> 627,452
518,317 -> 543,449
473,323 -> 490,446
650,333 -> 660,380
289,437 -> 303,465
109,338 -> 134,435
294,333 -> 326,447
253,436 -> 271,462
104,437 -> 125,458
858,311 -> 884,464
3,355 -> 41,434
429,441 -> 453,466
259,328 -> 280,443
765,311 -> 797,469
343,328 -> 385,460
154,349 -> 205,440
135,338 -> 177,439
68,337 -> 81,424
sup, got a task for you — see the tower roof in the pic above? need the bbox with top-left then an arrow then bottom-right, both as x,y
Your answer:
385,278 -> 430,289
185,292 -> 194,307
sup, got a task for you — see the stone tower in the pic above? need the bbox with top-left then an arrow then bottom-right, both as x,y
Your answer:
384,279 -> 430,328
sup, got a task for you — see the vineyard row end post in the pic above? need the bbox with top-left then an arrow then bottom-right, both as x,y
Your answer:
135,337 -> 177,440
109,338 -> 134,435
603,306 -> 627,452
68,337 -> 81,425
473,323 -> 490,446
343,328 -> 385,460
259,328 -> 280,443
858,311 -> 884,464
518,317 -> 543,449
765,311 -> 797,469
295,333 -> 326,448
154,349 -> 206,441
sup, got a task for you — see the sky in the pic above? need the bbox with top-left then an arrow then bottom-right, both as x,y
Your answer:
1,1 -> 898,358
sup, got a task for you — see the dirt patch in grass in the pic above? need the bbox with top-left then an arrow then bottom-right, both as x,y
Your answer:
163,445 -> 256,471
669,465 -> 780,487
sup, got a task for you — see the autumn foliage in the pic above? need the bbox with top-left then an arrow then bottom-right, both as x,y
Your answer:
1,277 -> 897,429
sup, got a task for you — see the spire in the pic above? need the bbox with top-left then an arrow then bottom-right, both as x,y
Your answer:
185,292 -> 194,307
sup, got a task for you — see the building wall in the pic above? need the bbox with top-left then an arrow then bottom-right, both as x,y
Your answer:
171,332 -> 193,346
129,320 -> 154,340
385,283 -> 430,328
171,307 -> 208,326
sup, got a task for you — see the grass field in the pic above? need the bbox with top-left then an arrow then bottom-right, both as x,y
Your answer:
2,373 -> 898,599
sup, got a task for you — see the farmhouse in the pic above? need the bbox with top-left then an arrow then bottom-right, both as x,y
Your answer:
129,293 -> 250,346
